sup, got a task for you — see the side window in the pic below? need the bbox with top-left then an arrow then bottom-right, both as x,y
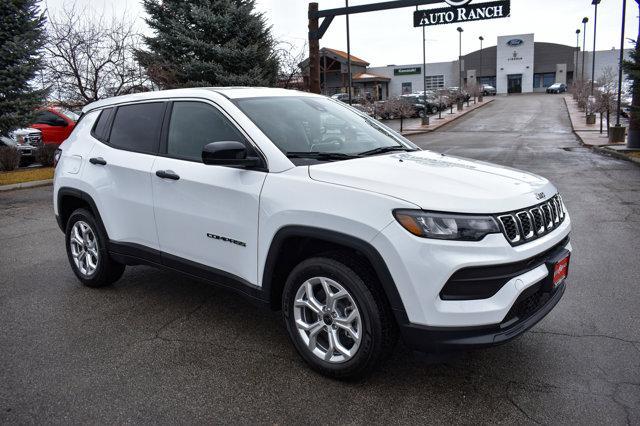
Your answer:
109,102 -> 165,154
167,101 -> 248,162
91,108 -> 113,142
33,111 -> 65,126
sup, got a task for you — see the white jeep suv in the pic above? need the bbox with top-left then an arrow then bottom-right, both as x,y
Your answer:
53,88 -> 571,379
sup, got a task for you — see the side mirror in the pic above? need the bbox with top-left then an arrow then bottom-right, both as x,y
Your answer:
202,141 -> 262,168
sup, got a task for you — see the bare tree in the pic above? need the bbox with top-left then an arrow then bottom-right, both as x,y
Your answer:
276,41 -> 307,90
43,3 -> 150,107
594,66 -> 618,134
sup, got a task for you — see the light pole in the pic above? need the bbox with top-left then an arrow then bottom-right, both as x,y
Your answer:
457,27 -> 464,89
591,0 -> 601,98
575,29 -> 581,86
479,36 -> 484,101
345,0 -> 353,105
616,0 -> 627,127
581,17 -> 588,83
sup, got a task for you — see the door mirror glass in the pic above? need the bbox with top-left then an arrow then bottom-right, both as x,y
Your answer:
202,141 -> 261,167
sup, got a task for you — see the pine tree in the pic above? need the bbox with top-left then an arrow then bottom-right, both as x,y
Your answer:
137,0 -> 279,89
0,0 -> 47,135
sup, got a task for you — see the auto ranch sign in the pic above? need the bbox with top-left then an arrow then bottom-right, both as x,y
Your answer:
413,0 -> 510,27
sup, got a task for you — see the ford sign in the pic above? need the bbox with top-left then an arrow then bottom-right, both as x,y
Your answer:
507,39 -> 524,47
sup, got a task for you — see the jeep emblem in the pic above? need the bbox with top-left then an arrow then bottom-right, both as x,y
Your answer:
535,192 -> 546,200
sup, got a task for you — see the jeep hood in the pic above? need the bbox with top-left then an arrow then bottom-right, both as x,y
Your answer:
308,150 -> 556,213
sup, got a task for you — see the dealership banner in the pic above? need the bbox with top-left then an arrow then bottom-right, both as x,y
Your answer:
413,0 -> 510,27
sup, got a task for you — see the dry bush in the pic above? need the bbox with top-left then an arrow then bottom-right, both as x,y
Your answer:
0,146 -> 21,171
36,144 -> 58,166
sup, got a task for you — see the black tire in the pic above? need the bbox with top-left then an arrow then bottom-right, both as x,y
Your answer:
282,255 -> 397,380
65,208 -> 125,288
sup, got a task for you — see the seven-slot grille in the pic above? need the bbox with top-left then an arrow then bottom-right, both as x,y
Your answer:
496,195 -> 565,246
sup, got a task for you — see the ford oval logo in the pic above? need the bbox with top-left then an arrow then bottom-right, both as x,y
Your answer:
445,0 -> 473,6
507,39 -> 524,47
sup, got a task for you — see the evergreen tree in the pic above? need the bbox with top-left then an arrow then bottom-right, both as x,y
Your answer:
0,0 -> 47,135
622,0 -> 640,148
137,0 -> 279,89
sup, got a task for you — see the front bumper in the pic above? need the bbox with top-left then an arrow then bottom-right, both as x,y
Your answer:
400,279 -> 565,352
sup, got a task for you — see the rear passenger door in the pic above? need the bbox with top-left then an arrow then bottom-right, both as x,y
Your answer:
151,100 -> 266,285
83,102 -> 166,259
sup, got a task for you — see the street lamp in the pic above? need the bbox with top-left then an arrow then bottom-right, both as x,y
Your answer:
479,36 -> 484,101
345,0 -> 353,105
581,17 -> 588,83
457,27 -> 464,89
591,0 -> 601,98
575,29 -> 581,86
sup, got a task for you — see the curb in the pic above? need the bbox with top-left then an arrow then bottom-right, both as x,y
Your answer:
562,98 -> 640,167
400,98 -> 495,136
0,179 -> 53,192
592,146 -> 640,165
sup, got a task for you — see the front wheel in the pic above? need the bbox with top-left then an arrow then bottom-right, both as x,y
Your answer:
282,256 -> 397,380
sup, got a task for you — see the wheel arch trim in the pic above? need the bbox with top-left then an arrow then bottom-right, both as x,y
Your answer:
261,225 -> 408,320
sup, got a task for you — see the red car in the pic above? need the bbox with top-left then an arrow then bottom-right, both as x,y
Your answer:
30,107 -> 79,145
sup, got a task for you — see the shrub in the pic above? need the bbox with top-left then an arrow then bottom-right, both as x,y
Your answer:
36,144 -> 58,166
0,146 -> 21,171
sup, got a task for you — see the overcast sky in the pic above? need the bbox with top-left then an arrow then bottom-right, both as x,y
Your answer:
44,0 -> 639,67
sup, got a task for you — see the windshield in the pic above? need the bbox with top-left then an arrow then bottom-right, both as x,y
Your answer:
56,108 -> 80,122
234,96 -> 415,157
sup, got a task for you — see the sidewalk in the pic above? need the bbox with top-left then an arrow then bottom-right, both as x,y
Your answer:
563,94 -> 640,165
383,98 -> 495,135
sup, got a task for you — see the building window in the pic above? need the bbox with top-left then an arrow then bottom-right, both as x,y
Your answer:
401,82 -> 412,94
534,73 -> 556,88
424,75 -> 445,90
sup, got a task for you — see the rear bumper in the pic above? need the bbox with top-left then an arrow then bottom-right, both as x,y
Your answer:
400,280 -> 565,352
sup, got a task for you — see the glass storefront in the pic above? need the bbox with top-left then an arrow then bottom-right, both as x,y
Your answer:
533,72 -> 556,88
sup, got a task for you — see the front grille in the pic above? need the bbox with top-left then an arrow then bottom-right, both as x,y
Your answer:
497,194 -> 566,246
23,133 -> 42,146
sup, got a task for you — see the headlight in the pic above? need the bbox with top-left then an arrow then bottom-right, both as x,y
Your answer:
393,210 -> 500,241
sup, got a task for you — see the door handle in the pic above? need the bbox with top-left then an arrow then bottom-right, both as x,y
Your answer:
155,170 -> 180,180
89,157 -> 107,166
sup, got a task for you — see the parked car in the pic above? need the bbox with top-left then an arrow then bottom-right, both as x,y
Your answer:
330,93 -> 350,103
30,107 -> 79,145
0,128 -> 42,166
546,83 -> 567,94
447,87 -> 471,102
54,88 -> 571,379
401,94 -> 439,116
480,84 -> 497,96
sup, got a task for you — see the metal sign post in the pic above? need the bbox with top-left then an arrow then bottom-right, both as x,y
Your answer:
307,0 -> 511,94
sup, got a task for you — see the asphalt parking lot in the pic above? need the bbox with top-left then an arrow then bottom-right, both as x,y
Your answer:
1,94 -> 639,424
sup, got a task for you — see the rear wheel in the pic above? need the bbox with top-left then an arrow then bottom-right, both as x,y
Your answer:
282,256 -> 397,380
65,208 -> 125,287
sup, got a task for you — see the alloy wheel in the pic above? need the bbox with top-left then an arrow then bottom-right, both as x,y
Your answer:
293,277 -> 362,363
69,221 -> 99,276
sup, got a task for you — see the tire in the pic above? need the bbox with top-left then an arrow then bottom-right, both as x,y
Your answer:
65,208 -> 125,288
282,255 -> 397,380
430,106 -> 438,115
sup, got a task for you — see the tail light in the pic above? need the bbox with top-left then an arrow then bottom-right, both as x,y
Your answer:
54,148 -> 62,167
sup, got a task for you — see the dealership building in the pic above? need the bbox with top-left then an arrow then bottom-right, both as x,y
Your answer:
302,33 -> 629,99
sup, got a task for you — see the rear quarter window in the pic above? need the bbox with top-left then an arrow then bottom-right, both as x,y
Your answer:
108,102 -> 165,154
91,108 -> 113,142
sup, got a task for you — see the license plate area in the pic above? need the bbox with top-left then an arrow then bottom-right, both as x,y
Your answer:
544,248 -> 570,291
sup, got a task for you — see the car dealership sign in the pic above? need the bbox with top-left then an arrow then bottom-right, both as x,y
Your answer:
414,0 -> 510,27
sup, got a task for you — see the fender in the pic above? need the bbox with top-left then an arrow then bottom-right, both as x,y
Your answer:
262,225 -> 408,322
56,187 -> 106,234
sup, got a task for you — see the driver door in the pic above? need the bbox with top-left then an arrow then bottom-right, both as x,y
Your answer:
151,100 -> 266,285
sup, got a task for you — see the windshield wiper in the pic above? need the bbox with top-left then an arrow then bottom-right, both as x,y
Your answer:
285,151 -> 361,160
358,146 -> 415,156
